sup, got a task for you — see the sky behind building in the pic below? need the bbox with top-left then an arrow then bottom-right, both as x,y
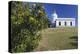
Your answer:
44,3 -> 78,19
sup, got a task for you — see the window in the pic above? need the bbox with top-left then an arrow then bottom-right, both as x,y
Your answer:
70,22 -> 72,26
59,22 -> 61,26
65,22 -> 66,26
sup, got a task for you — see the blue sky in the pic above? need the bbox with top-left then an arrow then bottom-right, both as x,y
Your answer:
43,3 -> 78,20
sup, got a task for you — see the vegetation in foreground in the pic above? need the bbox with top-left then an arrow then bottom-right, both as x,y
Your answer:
10,1 -> 48,52
34,27 -> 78,51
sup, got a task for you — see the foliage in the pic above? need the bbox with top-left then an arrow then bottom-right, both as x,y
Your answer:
10,1 -> 48,52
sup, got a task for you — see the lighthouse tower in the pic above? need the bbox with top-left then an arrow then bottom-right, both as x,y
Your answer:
52,10 -> 58,23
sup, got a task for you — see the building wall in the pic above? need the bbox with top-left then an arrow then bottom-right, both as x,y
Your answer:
56,20 -> 75,27
72,21 -> 75,26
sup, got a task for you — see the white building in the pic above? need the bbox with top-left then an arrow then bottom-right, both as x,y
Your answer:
51,11 -> 76,27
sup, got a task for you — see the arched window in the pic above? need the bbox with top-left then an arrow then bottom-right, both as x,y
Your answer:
59,21 -> 61,26
70,22 -> 72,26
65,22 -> 66,26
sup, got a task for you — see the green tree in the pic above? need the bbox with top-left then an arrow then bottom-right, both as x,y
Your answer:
10,1 -> 48,52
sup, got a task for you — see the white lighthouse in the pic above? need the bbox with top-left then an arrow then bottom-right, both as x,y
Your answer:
51,10 -> 76,27
51,10 -> 58,23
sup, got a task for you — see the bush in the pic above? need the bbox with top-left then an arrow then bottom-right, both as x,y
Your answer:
10,1 -> 48,52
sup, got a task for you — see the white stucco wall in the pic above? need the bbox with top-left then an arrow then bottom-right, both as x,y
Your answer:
72,21 -> 75,26
66,21 -> 70,26
56,20 -> 75,27
56,20 -> 59,27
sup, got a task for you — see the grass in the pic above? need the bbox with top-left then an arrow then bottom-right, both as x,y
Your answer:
34,27 -> 78,51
